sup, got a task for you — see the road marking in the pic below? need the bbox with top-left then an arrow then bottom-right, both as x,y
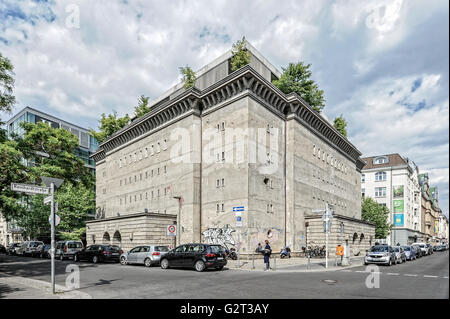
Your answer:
341,270 -> 352,272
355,270 -> 368,273
423,275 -> 438,278
404,274 -> 417,277
386,273 -> 399,276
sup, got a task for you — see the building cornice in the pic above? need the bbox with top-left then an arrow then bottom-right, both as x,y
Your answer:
85,211 -> 177,224
91,65 -> 362,163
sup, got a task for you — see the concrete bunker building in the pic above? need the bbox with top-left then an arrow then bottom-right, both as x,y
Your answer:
87,41 -> 374,256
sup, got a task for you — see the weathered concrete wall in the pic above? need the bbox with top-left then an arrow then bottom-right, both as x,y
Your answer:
306,215 -> 375,258
94,113 -> 202,245
86,213 -> 177,251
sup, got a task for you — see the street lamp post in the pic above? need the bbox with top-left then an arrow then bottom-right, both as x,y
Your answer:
173,196 -> 182,246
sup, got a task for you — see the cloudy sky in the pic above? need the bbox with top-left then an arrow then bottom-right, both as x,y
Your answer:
0,0 -> 448,216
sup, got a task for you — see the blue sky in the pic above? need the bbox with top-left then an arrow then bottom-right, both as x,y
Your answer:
0,0 -> 448,216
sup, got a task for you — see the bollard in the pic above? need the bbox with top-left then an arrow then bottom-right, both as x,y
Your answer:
273,254 -> 276,271
307,252 -> 310,270
252,252 -> 255,269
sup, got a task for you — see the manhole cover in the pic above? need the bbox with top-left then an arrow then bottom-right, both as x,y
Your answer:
322,279 -> 337,285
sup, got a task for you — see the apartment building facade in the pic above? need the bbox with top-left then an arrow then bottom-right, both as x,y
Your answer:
361,154 -> 422,245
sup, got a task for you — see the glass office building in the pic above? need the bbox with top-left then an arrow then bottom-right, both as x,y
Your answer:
6,107 -> 98,173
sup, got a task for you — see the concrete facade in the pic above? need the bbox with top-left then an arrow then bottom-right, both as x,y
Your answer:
88,42 -> 373,254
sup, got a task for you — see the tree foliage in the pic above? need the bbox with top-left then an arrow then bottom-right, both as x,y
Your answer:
14,122 -> 93,188
0,140 -> 28,221
90,111 -> 130,143
361,197 -> 392,239
273,62 -> 325,112
230,36 -> 251,72
134,95 -> 151,118
179,65 -> 197,89
333,114 -> 348,138
0,52 -> 16,115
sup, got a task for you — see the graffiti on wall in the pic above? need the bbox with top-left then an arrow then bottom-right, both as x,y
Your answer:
202,224 -> 236,249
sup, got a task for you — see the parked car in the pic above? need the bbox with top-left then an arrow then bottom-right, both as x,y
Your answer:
120,245 -> 169,267
17,241 -> 44,256
0,244 -> 6,254
55,240 -> 84,260
402,245 -> 416,261
74,244 -> 121,263
36,244 -> 51,259
393,246 -> 406,263
364,245 -> 396,266
412,243 -> 428,256
6,243 -> 21,255
160,243 -> 227,272
426,243 -> 433,255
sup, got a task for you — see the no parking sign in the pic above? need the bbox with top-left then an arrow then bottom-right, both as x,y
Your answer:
167,224 -> 177,236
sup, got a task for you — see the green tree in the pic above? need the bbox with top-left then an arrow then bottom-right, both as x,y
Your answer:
179,65 -> 197,89
17,193 -> 50,240
134,95 -> 151,118
273,62 -> 325,112
54,182 -> 95,233
333,114 -> 348,138
0,139 -> 28,221
230,36 -> 251,72
14,122 -> 93,188
361,197 -> 392,239
90,111 -> 130,143
0,52 -> 16,115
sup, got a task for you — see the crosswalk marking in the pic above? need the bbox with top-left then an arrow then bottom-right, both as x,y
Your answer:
404,274 -> 417,277
423,275 -> 438,278
386,273 -> 399,276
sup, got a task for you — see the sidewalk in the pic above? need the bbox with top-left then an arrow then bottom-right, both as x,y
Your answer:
0,274 -> 91,299
226,255 -> 365,272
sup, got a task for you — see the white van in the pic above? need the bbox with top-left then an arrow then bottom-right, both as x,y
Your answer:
17,241 -> 44,256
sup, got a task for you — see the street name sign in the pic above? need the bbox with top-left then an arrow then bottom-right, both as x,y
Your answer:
11,183 -> 50,195
44,196 -> 52,205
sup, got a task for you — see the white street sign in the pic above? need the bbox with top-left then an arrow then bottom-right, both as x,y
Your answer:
49,214 -> 60,226
167,224 -> 177,236
11,183 -> 50,195
235,211 -> 243,227
44,196 -> 52,205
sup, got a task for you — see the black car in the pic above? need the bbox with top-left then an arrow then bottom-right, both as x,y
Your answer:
0,244 -> 6,254
73,244 -> 121,263
160,243 -> 227,272
36,244 -> 51,259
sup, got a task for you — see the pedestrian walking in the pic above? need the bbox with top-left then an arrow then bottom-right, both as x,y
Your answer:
263,240 -> 272,271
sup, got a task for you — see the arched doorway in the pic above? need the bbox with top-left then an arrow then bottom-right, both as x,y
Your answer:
103,232 -> 110,244
113,230 -> 122,246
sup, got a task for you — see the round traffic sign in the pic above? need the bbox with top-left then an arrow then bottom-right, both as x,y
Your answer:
168,225 -> 176,233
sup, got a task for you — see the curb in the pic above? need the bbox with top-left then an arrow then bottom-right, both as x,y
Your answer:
226,260 -> 365,273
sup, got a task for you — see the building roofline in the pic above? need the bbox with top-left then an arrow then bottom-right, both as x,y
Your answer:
92,65 -> 363,163
145,40 -> 282,111
5,106 -> 92,133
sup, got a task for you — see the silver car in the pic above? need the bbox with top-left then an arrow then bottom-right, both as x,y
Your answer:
120,245 -> 169,267
393,246 -> 406,264
55,240 -> 84,260
17,241 -> 44,256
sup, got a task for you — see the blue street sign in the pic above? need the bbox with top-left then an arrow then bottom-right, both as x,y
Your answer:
233,206 -> 245,212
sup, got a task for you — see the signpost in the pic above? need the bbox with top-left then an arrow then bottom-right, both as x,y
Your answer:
167,224 -> 177,249
311,203 -> 334,269
233,206 -> 244,268
11,178 -> 63,295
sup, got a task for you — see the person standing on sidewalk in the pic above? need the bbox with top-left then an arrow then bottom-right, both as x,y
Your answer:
263,240 -> 272,271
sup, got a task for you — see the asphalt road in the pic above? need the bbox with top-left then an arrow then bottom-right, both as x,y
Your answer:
0,251 -> 448,299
